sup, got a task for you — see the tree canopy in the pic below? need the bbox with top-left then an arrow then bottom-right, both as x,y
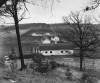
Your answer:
60,11 -> 100,71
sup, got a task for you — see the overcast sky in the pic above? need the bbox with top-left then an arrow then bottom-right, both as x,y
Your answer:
3,0 -> 100,24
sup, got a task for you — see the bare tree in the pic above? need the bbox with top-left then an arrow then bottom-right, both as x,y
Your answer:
84,0 -> 100,11
60,11 -> 100,71
0,0 -> 60,70
84,0 -> 100,24
0,0 -> 28,70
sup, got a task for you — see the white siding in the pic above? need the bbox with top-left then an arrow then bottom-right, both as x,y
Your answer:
40,50 -> 74,56
42,39 -> 51,44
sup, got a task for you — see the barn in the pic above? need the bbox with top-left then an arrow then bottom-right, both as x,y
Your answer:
38,43 -> 76,56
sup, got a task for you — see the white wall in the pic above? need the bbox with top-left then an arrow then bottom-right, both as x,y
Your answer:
40,50 -> 74,56
42,39 -> 51,44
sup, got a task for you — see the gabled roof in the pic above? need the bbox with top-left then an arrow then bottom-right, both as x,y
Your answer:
21,28 -> 55,37
41,36 -> 50,41
39,43 -> 76,50
22,36 -> 44,41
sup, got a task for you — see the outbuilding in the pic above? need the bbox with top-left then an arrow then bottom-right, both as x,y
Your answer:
38,43 -> 76,56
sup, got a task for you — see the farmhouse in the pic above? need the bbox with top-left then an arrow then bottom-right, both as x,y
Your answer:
21,28 -> 61,44
38,43 -> 76,56
41,36 -> 51,44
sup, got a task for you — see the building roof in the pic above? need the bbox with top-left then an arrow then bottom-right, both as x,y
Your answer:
38,43 -> 76,50
22,36 -> 44,41
21,28 -> 55,37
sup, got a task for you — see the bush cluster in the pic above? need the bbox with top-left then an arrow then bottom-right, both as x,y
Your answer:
29,54 -> 60,73
49,60 -> 60,69
65,66 -> 72,81
77,72 -> 97,83
0,57 -> 5,68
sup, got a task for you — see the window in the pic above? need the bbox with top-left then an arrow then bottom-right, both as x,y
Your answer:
61,51 -> 63,53
50,51 -> 52,53
45,51 -> 48,53
66,51 -> 69,53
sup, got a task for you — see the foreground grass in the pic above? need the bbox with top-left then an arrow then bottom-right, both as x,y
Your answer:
0,63 -> 100,83
0,67 -> 65,83
1,55 -> 100,83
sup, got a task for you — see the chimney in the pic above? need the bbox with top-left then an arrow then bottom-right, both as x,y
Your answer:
55,41 -> 57,44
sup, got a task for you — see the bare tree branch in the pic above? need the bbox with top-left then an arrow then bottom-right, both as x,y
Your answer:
0,0 -> 8,7
59,11 -> 100,71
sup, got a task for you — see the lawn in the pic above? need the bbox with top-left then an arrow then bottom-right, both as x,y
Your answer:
1,57 -> 100,83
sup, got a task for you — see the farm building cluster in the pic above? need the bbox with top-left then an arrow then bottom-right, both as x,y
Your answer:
21,28 -> 77,56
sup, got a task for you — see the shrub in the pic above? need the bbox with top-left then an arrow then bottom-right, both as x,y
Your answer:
78,72 -> 97,83
80,72 -> 89,83
0,57 -> 5,68
65,67 -> 72,81
2,70 -> 17,80
29,54 -> 51,73
49,60 -> 60,69
2,59 -> 17,81
37,61 -> 51,73
29,60 -> 51,73
10,60 -> 17,72
29,54 -> 60,73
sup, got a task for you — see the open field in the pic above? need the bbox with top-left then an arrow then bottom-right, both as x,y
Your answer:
1,27 -> 100,83
0,26 -> 100,58
0,27 -> 56,57
0,29 -> 32,57
16,57 -> 100,70
3,57 -> 99,83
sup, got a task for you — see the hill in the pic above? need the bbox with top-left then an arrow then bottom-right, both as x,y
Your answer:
0,23 -> 50,31
0,23 -> 100,34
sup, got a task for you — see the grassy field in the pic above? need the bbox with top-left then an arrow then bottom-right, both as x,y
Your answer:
0,29 -> 33,57
1,26 -> 100,58
1,57 -> 100,83
0,27 -> 56,57
0,24 -> 100,83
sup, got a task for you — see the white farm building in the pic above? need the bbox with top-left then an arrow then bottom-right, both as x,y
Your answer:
38,43 -> 76,56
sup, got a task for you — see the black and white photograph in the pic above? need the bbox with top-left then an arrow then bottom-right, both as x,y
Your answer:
0,0 -> 100,83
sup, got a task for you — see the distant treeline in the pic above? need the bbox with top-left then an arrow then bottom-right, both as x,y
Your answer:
0,23 -> 51,31
0,23 -> 100,31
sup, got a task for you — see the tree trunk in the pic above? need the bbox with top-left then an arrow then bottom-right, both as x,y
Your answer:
13,8 -> 26,70
80,50 -> 83,71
